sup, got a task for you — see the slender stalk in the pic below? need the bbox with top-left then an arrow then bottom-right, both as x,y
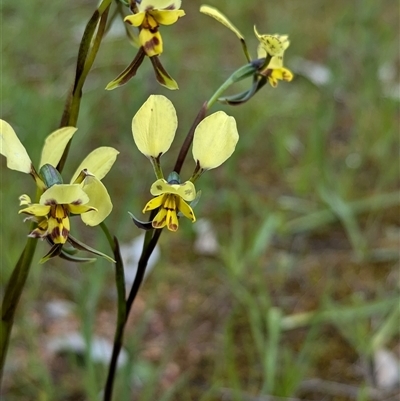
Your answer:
101,226 -> 126,401
103,226 -> 162,401
206,63 -> 258,109
58,0 -> 112,172
173,102 -> 207,174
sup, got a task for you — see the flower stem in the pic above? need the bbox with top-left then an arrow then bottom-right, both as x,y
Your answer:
58,0 -> 112,172
0,233 -> 37,380
103,220 -> 162,401
206,62 -> 258,109
173,102 -> 208,175
100,223 -> 126,401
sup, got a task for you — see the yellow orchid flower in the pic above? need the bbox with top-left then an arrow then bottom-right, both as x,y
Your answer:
200,5 -> 293,88
131,95 -> 239,231
125,0 -> 185,57
19,185 -> 95,244
106,0 -> 184,90
0,120 -> 119,262
254,27 -> 293,87
143,177 -> 196,231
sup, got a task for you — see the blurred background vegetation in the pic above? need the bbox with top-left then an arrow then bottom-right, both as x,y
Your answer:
1,0 -> 399,400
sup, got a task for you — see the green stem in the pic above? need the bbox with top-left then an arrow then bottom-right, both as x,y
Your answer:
206,63 -> 258,109
58,0 -> 112,172
103,224 -> 162,401
150,156 -> 164,179
173,102 -> 208,175
100,222 -> 126,401
0,234 -> 37,380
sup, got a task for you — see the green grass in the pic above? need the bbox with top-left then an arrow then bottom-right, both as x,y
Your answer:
1,0 -> 399,400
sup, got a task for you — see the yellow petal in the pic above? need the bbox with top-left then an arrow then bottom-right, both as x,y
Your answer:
150,179 -> 196,201
19,194 -> 32,206
140,29 -> 163,57
200,5 -> 244,40
48,213 -> 69,244
68,203 -> 96,215
70,147 -> 119,184
124,12 -> 146,27
151,9 -> 185,25
177,198 -> 196,222
282,68 -> 294,82
192,111 -> 239,170
19,204 -> 50,217
267,55 -> 284,69
80,176 -> 112,226
253,26 -> 290,56
132,95 -> 177,158
151,207 -> 168,229
257,43 -> 267,59
39,127 -> 78,168
40,184 -> 89,206
143,194 -> 164,212
268,76 -> 278,88
166,208 -> 179,231
0,119 -> 32,174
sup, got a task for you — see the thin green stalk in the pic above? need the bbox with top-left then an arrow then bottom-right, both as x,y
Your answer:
206,63 -> 258,109
173,102 -> 207,174
101,222 -> 126,401
103,217 -> 162,401
0,233 -> 37,379
58,0 -> 112,172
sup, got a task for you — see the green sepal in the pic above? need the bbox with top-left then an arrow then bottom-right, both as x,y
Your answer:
40,243 -> 63,264
105,47 -> 146,90
60,244 -> 78,255
219,76 -> 267,105
59,250 -> 96,263
128,212 -> 154,230
68,234 -> 116,263
39,164 -> 63,188
227,62 -> 259,85
150,56 -> 179,90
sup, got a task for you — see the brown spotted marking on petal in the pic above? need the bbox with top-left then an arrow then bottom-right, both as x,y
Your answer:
184,189 -> 193,196
144,36 -> 160,53
62,226 -> 69,238
44,198 -> 58,206
71,200 -> 83,205
51,226 -> 61,240
153,216 -> 166,228
156,185 -> 163,190
168,221 -> 178,231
